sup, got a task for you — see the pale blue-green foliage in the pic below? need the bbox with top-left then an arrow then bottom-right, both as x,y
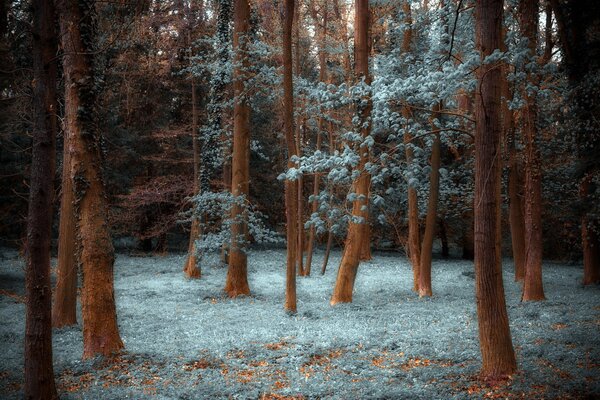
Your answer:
284,2 -> 480,244
184,191 -> 282,261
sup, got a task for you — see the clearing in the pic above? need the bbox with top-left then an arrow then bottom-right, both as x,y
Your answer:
0,249 -> 599,399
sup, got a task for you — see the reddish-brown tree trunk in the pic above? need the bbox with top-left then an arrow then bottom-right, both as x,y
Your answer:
52,133 -> 78,327
305,0 -> 328,275
25,0 -> 59,396
418,106 -> 442,298
183,35 -> 201,278
520,0 -> 545,301
283,0 -> 297,312
401,1 -> 421,291
507,134 -> 526,281
58,0 -> 124,358
331,0 -> 371,304
501,36 -> 526,282
474,0 -> 517,379
225,0 -> 251,297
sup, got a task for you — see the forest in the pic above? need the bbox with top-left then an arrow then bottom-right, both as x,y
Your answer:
0,0 -> 599,398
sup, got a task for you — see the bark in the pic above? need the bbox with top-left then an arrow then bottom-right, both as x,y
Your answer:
25,0 -> 59,396
305,0 -> 328,275
500,30 -> 526,282
225,0 -> 251,297
52,131 -> 78,327
401,1 -> 421,291
283,0 -> 297,312
331,0 -> 371,305
418,119 -> 441,298
520,0 -> 545,301
507,134 -> 526,281
183,31 -> 201,279
321,231 -> 333,275
474,0 -> 517,379
57,0 -> 124,358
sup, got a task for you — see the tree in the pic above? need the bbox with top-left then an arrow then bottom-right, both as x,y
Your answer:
305,0 -> 328,276
225,0 -> 252,297
501,27 -> 526,282
283,0 -> 298,312
473,0 -> 517,379
330,0 -> 371,305
519,0 -> 545,301
57,0 -> 124,358
24,0 -> 59,396
183,4 -> 203,279
550,0 -> 600,285
401,0 -> 421,292
52,135 -> 78,327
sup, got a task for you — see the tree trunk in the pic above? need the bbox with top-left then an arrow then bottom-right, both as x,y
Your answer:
183,32 -> 201,279
507,133 -> 526,281
58,0 -> 124,359
225,0 -> 251,297
283,0 -> 297,312
330,0 -> 371,305
25,0 -> 59,396
321,231 -> 333,275
501,33 -> 526,282
520,0 -> 545,301
52,132 -> 78,327
401,0 -> 421,291
473,0 -> 517,379
305,0 -> 328,275
418,123 -> 441,298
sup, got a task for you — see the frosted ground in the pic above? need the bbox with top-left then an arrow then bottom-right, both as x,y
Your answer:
1,248 -> 599,399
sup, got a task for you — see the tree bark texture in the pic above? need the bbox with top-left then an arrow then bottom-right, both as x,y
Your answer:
225,0 -> 251,297
418,106 -> 442,298
183,46 -> 201,279
25,0 -> 59,396
53,117 -> 78,327
58,0 -> 124,358
474,0 -> 517,379
519,0 -> 545,301
401,1 -> 421,291
283,0 -> 297,312
331,0 -> 371,305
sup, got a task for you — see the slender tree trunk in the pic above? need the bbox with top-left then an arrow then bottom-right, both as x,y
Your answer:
58,0 -> 124,358
225,0 -> 251,297
507,132 -> 526,281
283,0 -> 297,312
474,0 -> 517,379
331,0 -> 371,305
52,134 -> 78,327
520,0 -> 545,301
418,118 -> 441,298
500,32 -> 526,282
401,1 -> 421,291
305,0 -> 328,275
183,29 -> 201,279
321,231 -> 333,275
25,0 -> 59,396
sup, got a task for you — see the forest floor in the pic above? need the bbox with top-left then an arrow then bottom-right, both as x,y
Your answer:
0,248 -> 599,399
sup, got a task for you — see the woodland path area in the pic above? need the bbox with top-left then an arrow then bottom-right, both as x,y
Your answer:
1,248 -> 599,399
